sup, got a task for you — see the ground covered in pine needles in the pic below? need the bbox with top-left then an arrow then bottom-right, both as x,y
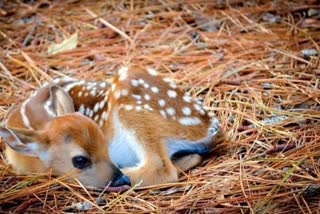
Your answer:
0,0 -> 320,213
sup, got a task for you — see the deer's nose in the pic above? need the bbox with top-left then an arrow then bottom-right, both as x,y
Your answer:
110,170 -> 131,187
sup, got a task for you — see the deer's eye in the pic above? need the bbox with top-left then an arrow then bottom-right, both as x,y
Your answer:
72,155 -> 91,169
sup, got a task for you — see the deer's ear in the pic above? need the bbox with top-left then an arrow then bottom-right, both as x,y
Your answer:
49,85 -> 75,116
0,126 -> 48,157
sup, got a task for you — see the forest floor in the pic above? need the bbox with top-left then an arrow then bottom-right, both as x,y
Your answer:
0,0 -> 320,213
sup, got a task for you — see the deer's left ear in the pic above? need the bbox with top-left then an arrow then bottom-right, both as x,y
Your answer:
0,126 -> 48,157
49,85 -> 75,116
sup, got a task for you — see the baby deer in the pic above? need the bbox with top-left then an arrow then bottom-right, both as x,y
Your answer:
0,65 -> 219,189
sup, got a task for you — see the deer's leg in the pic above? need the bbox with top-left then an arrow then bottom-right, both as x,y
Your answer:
173,154 -> 203,172
121,141 -> 178,186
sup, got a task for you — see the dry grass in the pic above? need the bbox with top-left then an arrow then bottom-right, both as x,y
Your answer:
1,0 -> 320,213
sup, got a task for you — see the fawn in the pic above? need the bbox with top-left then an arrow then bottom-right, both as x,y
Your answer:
0,65 -> 219,190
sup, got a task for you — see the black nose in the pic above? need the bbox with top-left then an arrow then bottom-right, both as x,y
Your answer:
110,173 -> 131,187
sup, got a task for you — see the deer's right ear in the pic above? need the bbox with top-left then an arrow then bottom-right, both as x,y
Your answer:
49,85 -> 75,116
0,126 -> 48,158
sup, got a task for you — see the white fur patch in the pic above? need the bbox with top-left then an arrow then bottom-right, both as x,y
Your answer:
85,107 -> 91,116
158,99 -> 166,107
93,103 -> 100,113
169,83 -> 177,89
43,99 -> 56,117
131,79 -> 139,87
98,119 -> 104,127
109,110 -> 145,168
101,111 -> 108,120
160,110 -> 167,119
138,79 -> 145,84
118,66 -> 129,81
124,105 -> 133,111
151,86 -> 159,93
99,100 -> 106,109
79,104 -> 85,114
20,99 -> 32,129
163,77 -> 174,83
100,82 -> 107,87
121,89 -> 129,96
143,104 -> 153,111
166,107 -> 175,116
183,95 -> 192,103
182,107 -> 191,116
114,90 -> 121,99
178,117 -> 201,126
167,90 -> 177,98
144,94 -> 151,100
147,68 -> 158,76
132,94 -> 142,100
94,114 -> 99,122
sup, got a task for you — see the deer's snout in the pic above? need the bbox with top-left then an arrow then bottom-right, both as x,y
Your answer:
110,170 -> 131,187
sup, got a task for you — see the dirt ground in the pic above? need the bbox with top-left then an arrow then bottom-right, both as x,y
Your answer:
0,0 -> 320,213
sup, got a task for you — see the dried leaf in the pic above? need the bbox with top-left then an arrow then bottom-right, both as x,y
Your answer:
48,32 -> 78,55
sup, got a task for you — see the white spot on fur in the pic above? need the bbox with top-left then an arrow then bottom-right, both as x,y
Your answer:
135,106 -> 142,111
160,110 -> 167,119
124,105 -> 133,111
100,82 -> 107,87
147,68 -> 158,76
78,91 -> 82,97
93,103 -> 100,113
98,119 -> 104,127
167,90 -> 177,98
182,107 -> 191,116
132,94 -> 142,100
138,79 -> 145,84
143,83 -> 150,88
94,114 -> 100,122
151,86 -> 159,93
163,77 -> 174,83
101,111 -> 108,120
183,95 -> 192,103
169,83 -> 177,89
121,89 -> 129,96
158,99 -> 166,107
114,90 -> 121,99
118,66 -> 129,81
143,104 -> 153,111
178,117 -> 201,126
85,107 -> 91,116
99,100 -> 105,109
131,79 -> 139,87
166,107 -> 175,116
144,94 -> 151,100
193,103 -> 206,115
79,104 -> 85,114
